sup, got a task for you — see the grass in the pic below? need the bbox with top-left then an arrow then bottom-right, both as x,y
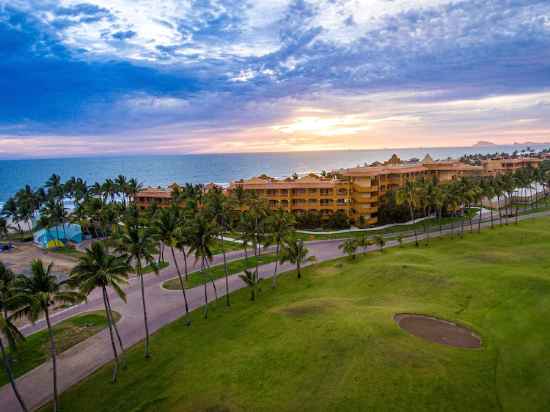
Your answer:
46,217 -> 550,411
210,238 -> 243,254
163,254 -> 277,289
1,311 -> 120,387
140,260 -> 170,274
295,211 -> 477,241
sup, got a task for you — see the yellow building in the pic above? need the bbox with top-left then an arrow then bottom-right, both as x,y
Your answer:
229,174 -> 352,219
137,154 -> 542,226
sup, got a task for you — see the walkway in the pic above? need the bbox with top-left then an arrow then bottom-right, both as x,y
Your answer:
2,209 -> 550,411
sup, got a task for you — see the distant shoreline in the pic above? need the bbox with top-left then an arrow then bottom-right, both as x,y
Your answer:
2,143 -> 550,204
2,142 -> 550,162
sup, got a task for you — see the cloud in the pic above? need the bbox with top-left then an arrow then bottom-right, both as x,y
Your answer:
1,0 -> 550,157
112,30 -> 136,40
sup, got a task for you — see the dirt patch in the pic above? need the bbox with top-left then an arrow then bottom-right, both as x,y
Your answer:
395,314 -> 481,349
0,242 -> 76,277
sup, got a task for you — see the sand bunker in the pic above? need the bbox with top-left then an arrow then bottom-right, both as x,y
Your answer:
395,314 -> 481,348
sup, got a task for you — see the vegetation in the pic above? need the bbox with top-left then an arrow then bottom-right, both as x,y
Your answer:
162,254 -> 278,289
70,242 -> 130,382
2,159 -> 550,411
0,311 -> 120,388
47,218 -> 550,411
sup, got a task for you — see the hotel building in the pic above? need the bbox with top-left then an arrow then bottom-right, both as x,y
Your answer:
136,154 -> 542,226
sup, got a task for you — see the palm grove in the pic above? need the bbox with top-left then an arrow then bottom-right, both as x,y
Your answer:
0,175 -> 311,412
1,161 -> 550,411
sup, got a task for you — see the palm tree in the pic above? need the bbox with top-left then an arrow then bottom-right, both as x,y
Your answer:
154,207 -> 190,321
116,223 -> 158,358
187,212 -> 218,319
501,173 -> 517,225
265,210 -> 295,288
481,178 -> 496,229
115,175 -> 128,206
239,269 -> 260,301
357,233 -> 369,254
396,180 -> 419,246
339,238 -> 358,260
374,234 -> 386,251
1,198 -> 22,233
206,188 -> 235,306
126,178 -> 143,204
12,260 -> 83,412
45,174 -> 64,204
70,242 -> 130,382
0,263 -> 28,412
279,235 -> 315,279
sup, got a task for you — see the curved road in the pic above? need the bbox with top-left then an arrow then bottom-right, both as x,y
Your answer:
2,209 -> 550,411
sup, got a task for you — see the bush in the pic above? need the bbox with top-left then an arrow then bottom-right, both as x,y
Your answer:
377,191 -> 413,225
295,211 -> 322,230
323,210 -> 351,230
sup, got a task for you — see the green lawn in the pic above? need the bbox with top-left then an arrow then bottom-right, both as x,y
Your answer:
47,218 -> 550,411
163,254 -> 277,289
1,311 -> 119,387
210,238 -> 243,254
141,260 -> 170,274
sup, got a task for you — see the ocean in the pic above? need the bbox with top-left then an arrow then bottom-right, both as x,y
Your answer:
1,144 -> 548,205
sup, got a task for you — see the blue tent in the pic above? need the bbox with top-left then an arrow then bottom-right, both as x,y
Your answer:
33,224 -> 83,248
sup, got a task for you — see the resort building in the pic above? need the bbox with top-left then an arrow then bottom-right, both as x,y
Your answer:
137,154 -> 543,226
135,186 -> 173,209
229,174 -> 352,219
481,158 -> 542,175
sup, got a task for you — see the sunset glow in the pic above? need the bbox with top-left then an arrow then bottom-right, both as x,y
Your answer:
1,1 -> 550,158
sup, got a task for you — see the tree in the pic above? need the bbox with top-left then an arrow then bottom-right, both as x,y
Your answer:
279,235 -> 315,279
480,178 -> 496,229
154,207 -> 190,320
239,269 -> 260,301
0,263 -> 28,412
357,233 -> 369,254
339,238 -> 359,260
205,188 -> 235,305
70,242 -> 130,382
374,234 -> 386,251
12,260 -> 83,412
187,211 -> 218,319
116,222 -> 158,358
265,210 -> 295,288
396,180 -> 420,246
1,198 -> 22,233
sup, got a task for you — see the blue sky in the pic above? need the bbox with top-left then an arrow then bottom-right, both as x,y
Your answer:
1,0 -> 550,158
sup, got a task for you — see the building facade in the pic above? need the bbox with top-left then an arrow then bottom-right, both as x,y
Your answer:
137,154 -> 542,226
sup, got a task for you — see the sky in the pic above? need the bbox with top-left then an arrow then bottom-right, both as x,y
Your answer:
1,0 -> 550,159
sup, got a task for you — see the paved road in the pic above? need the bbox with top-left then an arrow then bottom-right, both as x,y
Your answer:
2,209 -> 550,411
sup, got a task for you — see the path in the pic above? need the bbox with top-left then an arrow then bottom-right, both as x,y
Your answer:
2,209 -> 550,411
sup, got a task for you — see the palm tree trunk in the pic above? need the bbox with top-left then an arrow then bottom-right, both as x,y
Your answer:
44,307 -> 59,412
272,241 -> 280,288
490,207 -> 494,229
409,205 -> 418,246
297,262 -> 301,279
201,258 -> 209,319
102,287 -> 119,383
0,337 -> 29,412
497,194 -> 503,225
137,262 -> 151,359
170,247 -> 190,320
105,292 -> 125,356
181,248 -> 189,281
220,232 -> 230,307
478,207 -> 482,233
